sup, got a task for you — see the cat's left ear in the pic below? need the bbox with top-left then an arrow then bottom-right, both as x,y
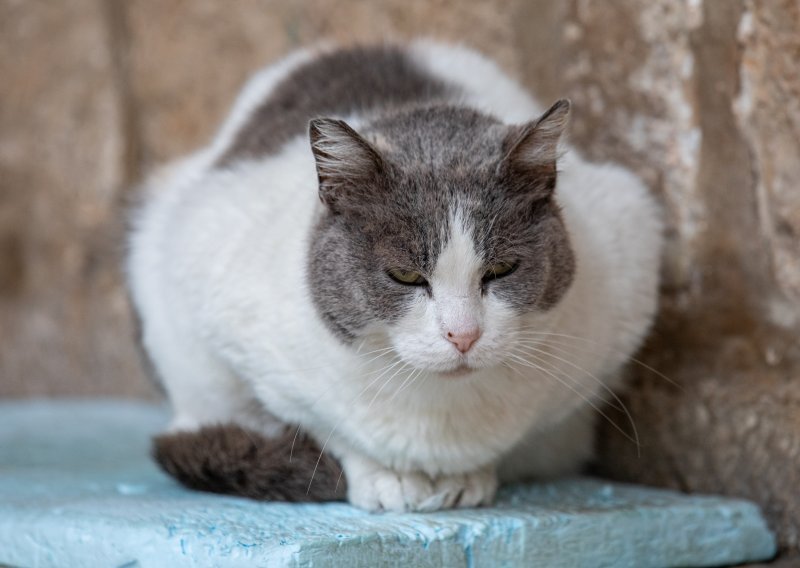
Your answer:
500,99 -> 570,199
309,118 -> 385,212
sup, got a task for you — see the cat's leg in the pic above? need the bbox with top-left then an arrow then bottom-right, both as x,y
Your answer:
143,319 -> 284,437
498,407 -> 596,482
340,451 -> 497,512
143,331 -> 347,502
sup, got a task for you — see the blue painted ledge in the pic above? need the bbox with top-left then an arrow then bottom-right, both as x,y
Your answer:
0,400 -> 776,568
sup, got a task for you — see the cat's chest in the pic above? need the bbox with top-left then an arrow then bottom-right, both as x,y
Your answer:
311,364 -> 571,475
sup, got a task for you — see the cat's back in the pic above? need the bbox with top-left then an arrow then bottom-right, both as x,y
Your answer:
213,45 -> 452,168
128,42 -> 532,278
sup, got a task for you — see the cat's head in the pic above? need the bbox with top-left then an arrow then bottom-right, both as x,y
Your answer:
307,100 -> 575,376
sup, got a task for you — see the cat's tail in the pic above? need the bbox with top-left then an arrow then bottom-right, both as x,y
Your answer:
152,424 -> 347,502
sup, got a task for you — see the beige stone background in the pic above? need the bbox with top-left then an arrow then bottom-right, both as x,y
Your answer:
1,0 -> 798,559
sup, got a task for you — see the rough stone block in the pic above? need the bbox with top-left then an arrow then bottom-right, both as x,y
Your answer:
0,400 -> 776,567
0,1 -> 149,399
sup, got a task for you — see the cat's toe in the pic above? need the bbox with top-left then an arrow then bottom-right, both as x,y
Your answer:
431,473 -> 468,508
348,468 -> 438,512
463,468 -> 498,507
402,471 -> 443,511
437,467 -> 497,508
375,470 -> 436,512
346,470 -> 386,511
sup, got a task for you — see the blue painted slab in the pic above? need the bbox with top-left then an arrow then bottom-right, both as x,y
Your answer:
0,400 -> 776,567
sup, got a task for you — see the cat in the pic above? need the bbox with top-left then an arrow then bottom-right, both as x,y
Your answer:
127,41 -> 663,512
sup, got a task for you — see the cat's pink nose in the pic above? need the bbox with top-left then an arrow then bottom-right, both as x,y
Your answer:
445,328 -> 481,354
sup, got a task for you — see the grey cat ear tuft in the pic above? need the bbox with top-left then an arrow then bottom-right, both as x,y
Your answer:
500,99 -> 571,198
506,99 -> 570,168
309,118 -> 384,210
532,98 -> 570,160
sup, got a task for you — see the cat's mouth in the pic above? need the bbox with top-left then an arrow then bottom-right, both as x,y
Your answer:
437,364 -> 474,379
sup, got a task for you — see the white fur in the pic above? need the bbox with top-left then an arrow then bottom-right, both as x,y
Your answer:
127,41 -> 663,511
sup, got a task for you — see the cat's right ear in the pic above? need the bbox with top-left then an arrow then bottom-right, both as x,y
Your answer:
309,118 -> 385,212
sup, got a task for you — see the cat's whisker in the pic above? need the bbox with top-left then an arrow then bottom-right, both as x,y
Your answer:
505,352 -> 640,449
306,421 -> 339,496
306,356 -> 411,492
293,355 -> 402,463
364,357 -> 405,386
386,367 -> 421,405
486,233 -> 520,247
294,354 -> 402,428
398,367 -> 429,399
507,349 -> 598,407
367,362 -> 410,410
334,465 -> 345,496
512,330 -> 682,390
263,345 -> 394,377
511,344 -> 640,453
355,346 -> 395,359
482,212 -> 500,244
398,373 -> 421,398
506,351 -> 640,450
355,338 -> 366,355
513,343 -> 626,412
514,330 -> 611,343
525,337 -> 681,392
352,349 -> 396,371
409,369 -> 431,398
512,339 -> 627,403
289,425 -> 302,464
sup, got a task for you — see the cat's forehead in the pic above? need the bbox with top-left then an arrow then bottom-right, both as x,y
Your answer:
354,105 -> 555,268
364,105 -> 509,169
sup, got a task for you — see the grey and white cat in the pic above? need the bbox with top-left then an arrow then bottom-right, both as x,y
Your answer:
127,41 -> 663,512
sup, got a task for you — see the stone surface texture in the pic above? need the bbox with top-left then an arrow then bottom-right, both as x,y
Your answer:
1,0 -> 798,558
0,400 -> 777,568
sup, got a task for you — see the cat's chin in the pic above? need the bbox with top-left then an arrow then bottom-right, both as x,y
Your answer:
436,364 -> 475,379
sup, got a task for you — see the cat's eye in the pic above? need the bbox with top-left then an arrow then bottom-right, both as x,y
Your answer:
388,268 -> 428,286
483,261 -> 517,282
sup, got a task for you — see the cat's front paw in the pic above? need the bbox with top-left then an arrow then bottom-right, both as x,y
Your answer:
348,467 -> 440,512
344,455 -> 497,512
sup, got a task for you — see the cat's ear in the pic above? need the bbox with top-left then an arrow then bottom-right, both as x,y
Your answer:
309,118 -> 385,211
500,99 -> 570,199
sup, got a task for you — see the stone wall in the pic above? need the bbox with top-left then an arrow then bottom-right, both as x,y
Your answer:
1,0 -> 798,555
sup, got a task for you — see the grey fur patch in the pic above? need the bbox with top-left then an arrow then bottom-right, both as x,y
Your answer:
309,118 -> 386,213
216,45 -> 450,167
501,99 -> 571,200
152,424 -> 346,502
307,100 -> 576,342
